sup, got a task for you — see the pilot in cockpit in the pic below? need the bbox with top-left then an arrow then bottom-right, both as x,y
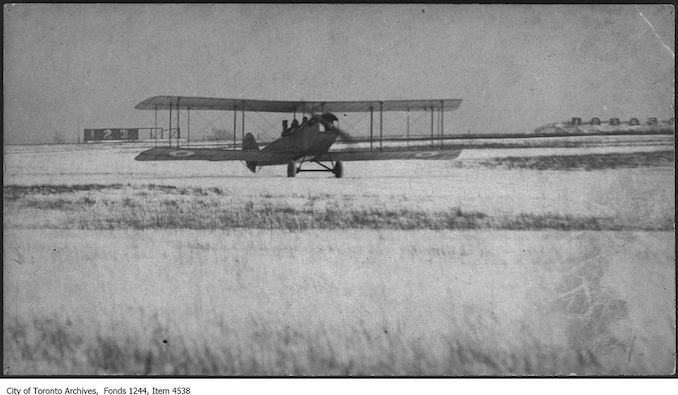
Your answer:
283,118 -> 299,137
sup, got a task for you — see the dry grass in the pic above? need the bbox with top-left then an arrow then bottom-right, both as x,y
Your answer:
3,184 -> 673,231
3,316 -> 607,375
4,229 -> 674,375
468,150 -> 675,171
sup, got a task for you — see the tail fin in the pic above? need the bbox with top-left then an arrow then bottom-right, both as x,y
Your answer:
243,133 -> 259,173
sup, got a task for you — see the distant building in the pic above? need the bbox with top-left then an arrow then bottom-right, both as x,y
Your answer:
84,128 -> 139,142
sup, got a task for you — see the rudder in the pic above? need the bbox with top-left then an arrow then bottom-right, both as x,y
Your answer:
243,133 -> 259,173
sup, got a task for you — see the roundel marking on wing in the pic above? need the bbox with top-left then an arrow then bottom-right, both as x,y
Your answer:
169,150 -> 195,157
414,151 -> 439,158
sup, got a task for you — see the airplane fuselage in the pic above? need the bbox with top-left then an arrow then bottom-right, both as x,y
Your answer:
259,120 -> 339,165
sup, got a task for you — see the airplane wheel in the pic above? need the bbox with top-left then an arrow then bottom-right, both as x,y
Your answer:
287,161 -> 296,177
333,160 -> 343,178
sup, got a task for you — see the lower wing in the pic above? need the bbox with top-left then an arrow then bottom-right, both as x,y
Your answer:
314,148 -> 462,162
135,147 -> 462,163
134,147 -> 291,164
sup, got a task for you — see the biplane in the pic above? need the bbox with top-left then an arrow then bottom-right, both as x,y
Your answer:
134,96 -> 463,177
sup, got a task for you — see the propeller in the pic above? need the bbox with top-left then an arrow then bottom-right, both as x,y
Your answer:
311,114 -> 355,143
328,124 -> 355,143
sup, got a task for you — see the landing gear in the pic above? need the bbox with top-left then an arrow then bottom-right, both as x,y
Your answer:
287,160 -> 344,178
287,161 -> 297,178
333,160 -> 343,178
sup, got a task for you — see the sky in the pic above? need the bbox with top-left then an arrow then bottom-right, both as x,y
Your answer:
3,4 -> 675,144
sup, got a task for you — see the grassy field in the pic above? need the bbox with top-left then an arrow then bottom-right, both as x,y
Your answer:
3,143 -> 675,375
2,181 -> 674,232
4,229 -> 674,375
466,150 -> 675,171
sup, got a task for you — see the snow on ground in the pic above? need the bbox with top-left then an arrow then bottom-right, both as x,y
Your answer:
3,137 -> 672,186
2,138 -> 675,375
3,141 -> 674,222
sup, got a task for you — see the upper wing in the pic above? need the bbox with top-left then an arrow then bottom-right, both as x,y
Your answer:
314,148 -> 463,162
134,147 -> 291,163
135,96 -> 462,113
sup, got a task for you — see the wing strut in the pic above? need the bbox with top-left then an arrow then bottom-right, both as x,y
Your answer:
440,100 -> 444,148
154,106 -> 158,147
370,107 -> 374,151
379,101 -> 384,151
241,102 -> 245,145
406,108 -> 410,148
232,106 -> 237,150
177,98 -> 181,142
430,106 -> 434,147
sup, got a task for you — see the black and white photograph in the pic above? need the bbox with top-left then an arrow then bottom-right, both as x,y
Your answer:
3,4 -> 675,377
